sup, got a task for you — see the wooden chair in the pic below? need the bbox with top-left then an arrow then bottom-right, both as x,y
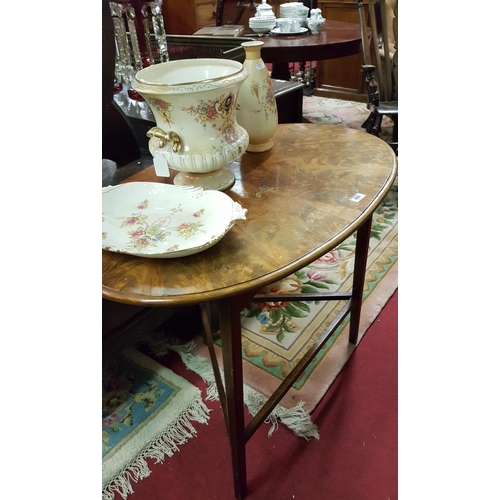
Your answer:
357,0 -> 398,152
215,0 -> 257,26
163,34 -> 247,63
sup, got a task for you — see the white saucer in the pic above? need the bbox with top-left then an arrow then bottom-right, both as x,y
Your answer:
271,27 -> 308,35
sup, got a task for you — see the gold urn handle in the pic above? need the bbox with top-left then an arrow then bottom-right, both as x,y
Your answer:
146,127 -> 182,153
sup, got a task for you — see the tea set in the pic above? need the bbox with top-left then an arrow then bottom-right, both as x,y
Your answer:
248,1 -> 326,36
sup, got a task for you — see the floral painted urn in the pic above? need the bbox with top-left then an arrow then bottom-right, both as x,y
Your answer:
132,58 -> 249,191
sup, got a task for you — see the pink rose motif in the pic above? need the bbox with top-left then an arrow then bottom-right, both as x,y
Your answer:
130,228 -> 146,239
307,269 -> 327,281
155,99 -> 169,110
124,217 -> 140,226
103,412 -> 121,428
206,106 -> 217,119
256,276 -> 302,310
313,250 -> 340,267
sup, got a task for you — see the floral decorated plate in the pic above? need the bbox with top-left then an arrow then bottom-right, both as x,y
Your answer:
102,182 -> 247,258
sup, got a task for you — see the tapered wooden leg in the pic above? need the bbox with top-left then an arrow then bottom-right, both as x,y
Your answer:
371,114 -> 383,137
349,216 -> 372,344
361,111 -> 377,132
392,114 -> 398,142
218,297 -> 247,500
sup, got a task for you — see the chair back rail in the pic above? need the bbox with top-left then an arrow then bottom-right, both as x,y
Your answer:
358,0 -> 396,102
357,0 -> 397,152
379,0 -> 393,101
367,0 -> 384,100
358,0 -> 372,66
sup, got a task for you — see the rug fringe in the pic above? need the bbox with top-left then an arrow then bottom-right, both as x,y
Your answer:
102,395 -> 211,500
244,389 -> 319,440
152,340 -> 320,440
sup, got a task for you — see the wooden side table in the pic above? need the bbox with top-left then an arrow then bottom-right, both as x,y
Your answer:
102,123 -> 397,499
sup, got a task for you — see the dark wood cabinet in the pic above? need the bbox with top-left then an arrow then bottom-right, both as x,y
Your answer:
162,0 -> 217,34
161,0 -> 290,35
314,0 -> 367,101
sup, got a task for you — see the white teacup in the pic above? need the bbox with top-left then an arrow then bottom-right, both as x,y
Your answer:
289,17 -> 302,31
276,18 -> 292,33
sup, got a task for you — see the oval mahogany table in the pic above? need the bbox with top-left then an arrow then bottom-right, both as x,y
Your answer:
102,123 -> 397,499
255,19 -> 363,80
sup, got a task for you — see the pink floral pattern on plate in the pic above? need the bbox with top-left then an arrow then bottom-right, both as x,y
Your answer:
102,183 -> 247,258
117,199 -> 206,251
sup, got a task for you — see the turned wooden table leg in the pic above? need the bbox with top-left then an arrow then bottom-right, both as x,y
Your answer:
218,297 -> 248,500
349,215 -> 372,344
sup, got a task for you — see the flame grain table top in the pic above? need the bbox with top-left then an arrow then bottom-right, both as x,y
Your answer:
102,123 -> 397,306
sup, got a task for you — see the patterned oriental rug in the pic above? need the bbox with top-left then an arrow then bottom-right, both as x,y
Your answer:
102,349 -> 211,500
152,96 -> 398,439
302,95 -> 394,141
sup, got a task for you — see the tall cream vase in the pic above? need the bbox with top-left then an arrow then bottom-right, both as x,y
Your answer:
236,41 -> 278,153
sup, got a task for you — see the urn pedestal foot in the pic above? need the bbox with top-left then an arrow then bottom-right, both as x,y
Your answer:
173,167 -> 235,191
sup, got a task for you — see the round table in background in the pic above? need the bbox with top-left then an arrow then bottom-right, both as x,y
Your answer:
254,19 -> 363,80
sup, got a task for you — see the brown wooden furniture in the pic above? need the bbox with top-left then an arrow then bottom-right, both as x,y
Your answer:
215,0 -> 256,26
162,0 -> 218,34
315,0 -> 368,101
358,0 -> 397,150
162,0 -> 281,33
102,122 -> 397,500
255,19 -> 362,82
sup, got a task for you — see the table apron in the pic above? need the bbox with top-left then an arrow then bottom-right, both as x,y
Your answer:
261,39 -> 361,63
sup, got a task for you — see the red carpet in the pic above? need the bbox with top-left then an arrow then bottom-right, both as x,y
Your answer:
130,289 -> 398,500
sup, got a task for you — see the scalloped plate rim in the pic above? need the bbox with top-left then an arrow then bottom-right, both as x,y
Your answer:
102,182 -> 246,259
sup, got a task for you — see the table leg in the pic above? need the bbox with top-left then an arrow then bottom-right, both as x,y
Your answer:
218,297 -> 248,500
349,215 -> 372,344
270,62 -> 291,81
